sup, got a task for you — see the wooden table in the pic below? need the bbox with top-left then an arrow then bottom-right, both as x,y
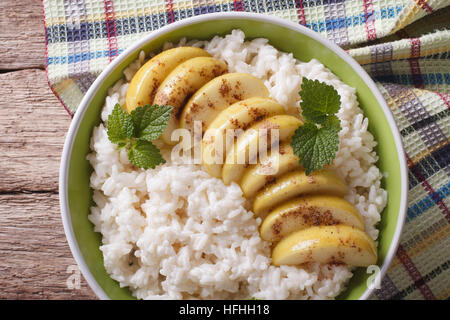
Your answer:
0,0 -> 96,299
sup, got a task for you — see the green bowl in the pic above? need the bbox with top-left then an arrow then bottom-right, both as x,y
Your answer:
59,12 -> 408,300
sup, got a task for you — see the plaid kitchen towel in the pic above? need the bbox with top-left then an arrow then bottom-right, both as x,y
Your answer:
42,0 -> 450,299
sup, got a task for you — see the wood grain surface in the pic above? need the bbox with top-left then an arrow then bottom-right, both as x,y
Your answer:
0,0 -> 46,70
0,1 -> 97,299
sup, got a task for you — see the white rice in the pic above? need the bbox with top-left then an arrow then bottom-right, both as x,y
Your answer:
87,30 -> 387,300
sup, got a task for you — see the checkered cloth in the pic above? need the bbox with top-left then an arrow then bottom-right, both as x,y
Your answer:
42,0 -> 450,299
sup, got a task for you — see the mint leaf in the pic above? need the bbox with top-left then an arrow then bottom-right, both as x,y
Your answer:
300,77 -> 341,125
107,104 -> 134,144
128,140 -> 165,170
291,122 -> 340,175
131,104 -> 173,141
327,115 -> 341,131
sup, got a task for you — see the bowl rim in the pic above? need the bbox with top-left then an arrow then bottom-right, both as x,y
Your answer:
59,11 -> 408,300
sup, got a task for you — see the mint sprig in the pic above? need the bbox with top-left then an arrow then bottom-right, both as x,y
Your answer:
107,104 -> 172,170
291,77 -> 342,175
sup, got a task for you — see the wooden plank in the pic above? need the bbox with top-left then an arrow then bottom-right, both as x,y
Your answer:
0,69 -> 71,192
0,0 -> 98,300
0,0 -> 46,70
0,192 -> 96,299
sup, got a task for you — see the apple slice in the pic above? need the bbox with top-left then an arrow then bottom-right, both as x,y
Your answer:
239,141 -> 301,198
202,97 -> 285,178
271,225 -> 377,267
222,115 -> 302,185
260,195 -> 364,241
180,73 -> 270,139
153,56 -> 228,144
253,169 -> 346,218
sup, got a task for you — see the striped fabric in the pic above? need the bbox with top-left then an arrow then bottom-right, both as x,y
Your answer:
42,0 -> 450,299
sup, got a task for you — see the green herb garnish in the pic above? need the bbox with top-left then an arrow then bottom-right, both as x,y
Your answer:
291,77 -> 342,175
107,103 -> 172,169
